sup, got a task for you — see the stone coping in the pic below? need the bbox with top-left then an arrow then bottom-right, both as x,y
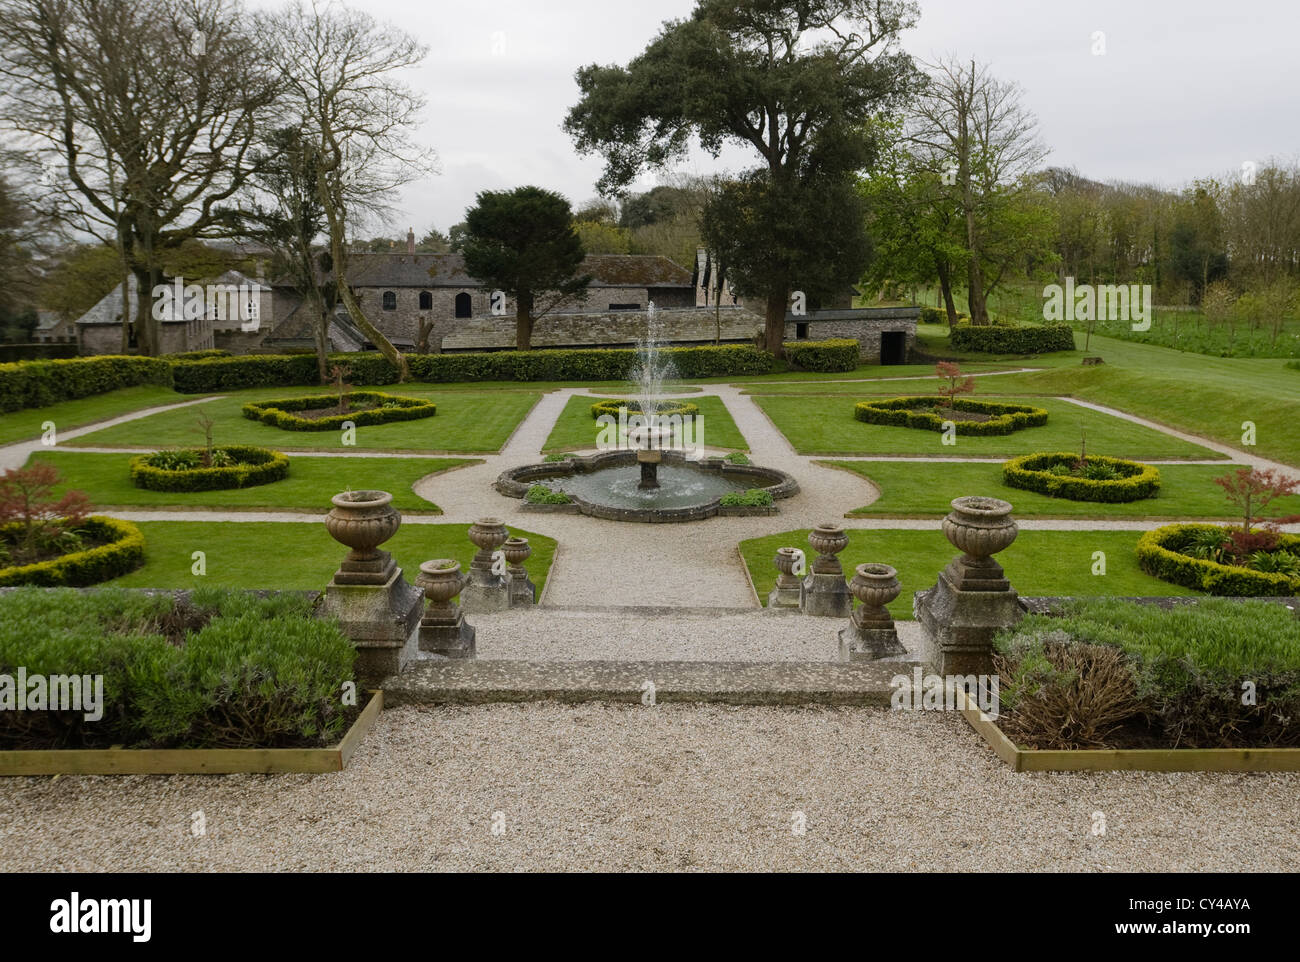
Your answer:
1020,596 -> 1300,616
496,450 -> 799,524
382,659 -> 920,707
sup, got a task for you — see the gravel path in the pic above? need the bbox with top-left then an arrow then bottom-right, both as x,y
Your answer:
2,704 -> 1295,873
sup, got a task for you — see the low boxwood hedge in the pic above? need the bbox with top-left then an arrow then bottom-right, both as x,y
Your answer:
242,392 -> 436,431
130,445 -> 290,492
949,324 -> 1076,355
854,397 -> 1049,436
1002,452 -> 1161,503
589,399 -> 701,420
0,516 -> 145,587
0,356 -> 174,413
1137,524 -> 1300,597
782,339 -> 860,372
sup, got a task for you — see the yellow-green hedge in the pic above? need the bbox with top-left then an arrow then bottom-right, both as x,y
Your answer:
854,397 -> 1049,436
242,392 -> 436,431
1136,524 -> 1300,597
130,446 -> 290,492
0,517 -> 145,587
1003,453 -> 1161,503
589,399 -> 701,420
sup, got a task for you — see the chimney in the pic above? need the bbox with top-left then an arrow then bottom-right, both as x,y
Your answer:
407,227 -> 415,254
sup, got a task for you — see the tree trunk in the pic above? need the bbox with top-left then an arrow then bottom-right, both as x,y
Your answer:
764,291 -> 787,358
132,266 -> 159,356
515,292 -> 534,351
936,257 -> 958,326
307,288 -> 330,382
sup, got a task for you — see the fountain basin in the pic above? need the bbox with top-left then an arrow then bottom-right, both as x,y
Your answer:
496,450 -> 799,523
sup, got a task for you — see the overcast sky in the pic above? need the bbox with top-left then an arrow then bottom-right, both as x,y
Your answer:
272,0 -> 1300,237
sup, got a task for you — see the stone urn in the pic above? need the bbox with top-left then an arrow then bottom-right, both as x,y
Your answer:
808,523 -> 850,575
503,537 -> 537,606
468,517 -> 509,564
504,537 -> 532,570
326,490 -> 401,563
415,559 -> 466,613
841,563 -> 905,661
943,496 -> 1019,562
849,564 -> 902,621
774,547 -> 804,588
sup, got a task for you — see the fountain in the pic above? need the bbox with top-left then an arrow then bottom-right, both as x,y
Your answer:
495,303 -> 799,522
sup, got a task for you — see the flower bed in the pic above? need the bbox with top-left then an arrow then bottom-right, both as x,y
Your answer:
991,599 -> 1300,755
242,391 -> 436,431
853,397 -> 1048,436
1137,524 -> 1300,596
0,517 -> 144,587
589,399 -> 701,420
130,445 -> 290,492
1003,452 -> 1160,503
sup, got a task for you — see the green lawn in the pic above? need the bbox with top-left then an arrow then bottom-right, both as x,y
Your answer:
29,450 -> 477,514
542,394 -> 748,453
823,460 -> 1298,520
63,386 -> 541,454
740,367 -> 1050,396
754,394 -> 1222,459
110,521 -> 556,596
0,385 -> 186,447
741,528 -> 1197,618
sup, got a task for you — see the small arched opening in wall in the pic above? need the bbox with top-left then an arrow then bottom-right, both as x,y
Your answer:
455,292 -> 472,318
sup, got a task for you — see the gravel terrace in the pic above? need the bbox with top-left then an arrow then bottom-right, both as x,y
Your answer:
2,704 -> 1296,873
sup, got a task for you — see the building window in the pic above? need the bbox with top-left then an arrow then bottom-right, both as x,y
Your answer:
454,292 -> 472,318
609,303 -> 641,311
796,323 -> 809,340
419,291 -> 433,311
382,291 -> 397,311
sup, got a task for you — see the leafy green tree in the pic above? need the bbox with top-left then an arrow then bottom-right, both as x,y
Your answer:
1169,182 -> 1228,303
565,0 -> 922,356
574,220 -> 632,254
461,186 -> 591,350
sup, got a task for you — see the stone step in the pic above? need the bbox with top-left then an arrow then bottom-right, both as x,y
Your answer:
381,659 -> 920,707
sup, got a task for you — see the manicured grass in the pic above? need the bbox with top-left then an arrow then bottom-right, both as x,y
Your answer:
542,394 -> 748,453
108,521 -> 557,596
63,386 -> 541,454
29,450 -> 477,514
824,461 -> 1299,520
755,394 -> 1221,459
0,385 -> 187,447
741,528 -> 1197,618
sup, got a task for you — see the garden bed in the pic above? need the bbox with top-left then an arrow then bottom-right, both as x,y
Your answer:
590,398 -> 701,420
0,516 -> 144,587
1003,452 -> 1160,503
853,397 -> 1048,436
1137,524 -> 1300,596
130,445 -> 290,492
242,392 -> 437,431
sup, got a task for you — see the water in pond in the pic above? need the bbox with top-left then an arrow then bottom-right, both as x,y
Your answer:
541,464 -> 748,510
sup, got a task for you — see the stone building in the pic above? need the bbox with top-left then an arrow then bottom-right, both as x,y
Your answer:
74,276 -> 216,356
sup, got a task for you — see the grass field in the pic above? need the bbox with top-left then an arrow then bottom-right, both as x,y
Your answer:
29,450 -> 477,514
740,528 -> 1197,618
542,394 -> 748,453
0,385 -> 185,447
754,394 -> 1222,459
109,521 -> 557,595
62,386 -> 541,454
822,460 -> 1298,520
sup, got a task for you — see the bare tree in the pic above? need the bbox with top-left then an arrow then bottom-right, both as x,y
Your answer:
0,0 -> 282,355
263,0 -> 435,380
908,57 -> 1049,325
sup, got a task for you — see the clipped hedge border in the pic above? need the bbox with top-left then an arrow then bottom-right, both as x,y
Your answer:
783,339 -> 861,373
589,399 -> 701,420
130,445 -> 290,492
854,397 -> 1049,436
1136,524 -> 1300,597
1003,452 -> 1161,503
0,356 -> 174,413
949,324 -> 1076,355
242,392 -> 436,432
0,517 -> 145,587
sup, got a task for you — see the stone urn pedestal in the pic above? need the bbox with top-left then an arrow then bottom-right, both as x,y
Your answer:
767,547 -> 805,609
416,560 -> 476,659
914,497 -> 1024,675
800,524 -> 853,618
504,537 -> 537,607
839,564 -> 907,661
318,490 -> 423,683
460,518 -> 511,614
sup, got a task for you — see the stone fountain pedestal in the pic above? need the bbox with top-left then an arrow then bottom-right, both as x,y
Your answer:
840,564 -> 907,661
801,524 -> 853,618
914,497 -> 1024,675
318,490 -> 423,684
460,518 -> 512,614
416,559 -> 476,659
768,547 -> 805,609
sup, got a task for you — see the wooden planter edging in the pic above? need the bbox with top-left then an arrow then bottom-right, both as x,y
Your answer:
0,691 -> 383,776
956,691 -> 1300,773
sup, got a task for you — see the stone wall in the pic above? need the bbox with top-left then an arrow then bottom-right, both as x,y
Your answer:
785,308 -> 919,362
441,307 -> 764,352
78,318 -> 214,356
